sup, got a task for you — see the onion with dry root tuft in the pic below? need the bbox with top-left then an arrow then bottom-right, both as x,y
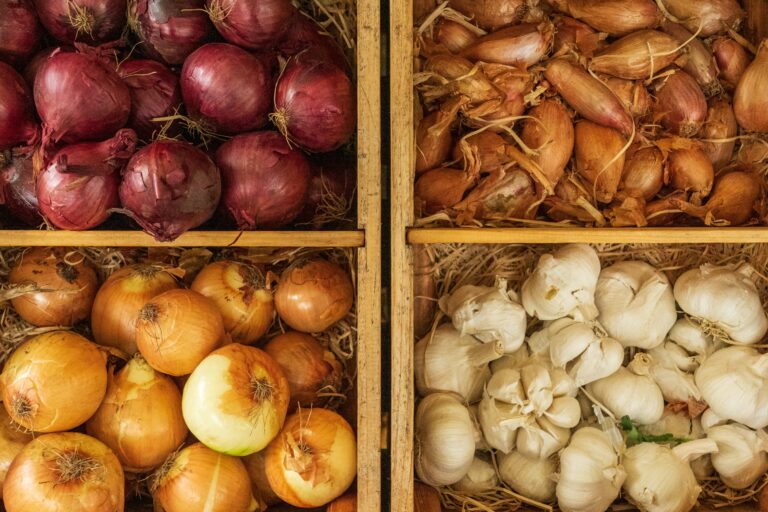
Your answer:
734,41 -> 768,132
0,408 -> 32,497
574,120 -> 627,203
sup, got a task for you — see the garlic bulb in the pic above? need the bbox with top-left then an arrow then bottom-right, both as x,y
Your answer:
415,323 -> 504,402
695,346 -> 768,429
415,393 -> 477,486
528,318 -> 624,386
499,450 -> 556,503
640,412 -> 694,439
586,354 -> 664,425
700,408 -> 727,431
439,278 -> 527,353
668,318 -> 716,357
454,454 -> 499,492
707,424 -> 768,489
490,344 -> 531,372
623,439 -> 718,512
467,404 -> 490,452
521,244 -> 601,321
556,427 -> 625,512
673,263 -> 768,345
647,342 -> 701,403
595,261 -> 676,349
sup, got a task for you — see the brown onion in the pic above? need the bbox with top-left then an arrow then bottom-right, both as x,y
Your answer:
434,18 -> 479,53
191,261 -> 275,345
661,21 -> 720,96
448,0 -> 528,31
590,30 -> 681,80
91,265 -> 179,355
264,331 -> 343,409
415,167 -> 477,214
274,258 -> 354,333
665,146 -> 715,199
621,146 -> 664,200
0,408 -> 32,497
152,443 -> 256,512
472,62 -> 534,124
86,356 -> 187,472
9,247 -> 98,327
412,245 -> 436,339
136,289 -> 224,376
574,120 -> 627,203
554,16 -> 601,56
734,41 -> 768,132
4,432 -> 123,512
549,0 -> 661,35
602,77 -> 651,117
452,131 -> 510,174
712,37 -> 751,89
653,69 -> 707,137
702,170 -> 761,225
701,98 -> 738,169
1,331 -> 107,432
460,22 -> 553,68
454,167 -> 537,220
658,0 -> 743,36
416,95 -> 467,173
243,451 -> 280,507
265,408 -> 356,508
522,99 -> 574,187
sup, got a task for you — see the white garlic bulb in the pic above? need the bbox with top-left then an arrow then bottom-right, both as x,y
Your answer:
586,354 -> 665,425
499,450 -> 557,503
673,263 -> 768,345
556,427 -> 625,512
707,423 -> 768,489
490,344 -> 531,373
640,412 -> 693,439
528,318 -> 624,386
647,342 -> 701,403
415,393 -> 477,486
700,408 -> 727,431
467,404 -> 490,452
668,318 -> 716,357
695,346 -> 768,429
595,261 -> 677,349
415,323 -> 503,402
439,278 -> 527,353
454,454 -> 499,492
521,244 -> 601,321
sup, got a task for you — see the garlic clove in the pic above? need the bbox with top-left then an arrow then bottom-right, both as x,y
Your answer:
478,394 -> 524,454
521,364 -> 555,414
542,396 -> 581,429
454,454 -> 499,493
486,368 -> 526,404
701,408 -> 728,431
499,450 -> 557,503
647,343 -> 702,402
587,361 -> 665,425
668,318 -> 715,357
517,416 -> 571,459
490,345 -> 531,373
708,423 -> 768,489
567,335 -> 624,387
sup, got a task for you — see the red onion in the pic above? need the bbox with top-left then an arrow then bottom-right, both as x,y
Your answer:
34,0 -> 127,44
278,13 -> 347,67
205,0 -> 296,50
23,48 -> 58,86
181,43 -> 273,135
273,51 -> 355,152
130,0 -> 214,65
34,48 -> 131,144
119,140 -> 221,241
118,59 -> 182,141
217,131 -> 310,229
0,150 -> 41,226
296,152 -> 356,227
0,0 -> 42,65
37,129 -> 137,230
0,62 -> 38,151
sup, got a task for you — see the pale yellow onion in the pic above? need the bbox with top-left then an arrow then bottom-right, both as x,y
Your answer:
86,356 -> 188,472
182,344 -> 290,456
0,331 -> 107,433
0,407 -> 32,498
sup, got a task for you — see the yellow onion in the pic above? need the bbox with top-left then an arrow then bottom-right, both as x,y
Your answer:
274,258 -> 354,333
264,331 -> 343,410
653,69 -> 707,137
415,167 -> 478,214
734,41 -> 768,132
182,344 -> 290,456
738,139 -> 768,164
448,0 -> 529,31
658,0 -> 743,36
190,261 -> 275,345
661,21 -> 720,96
451,131 -> 510,173
602,77 -> 652,117
702,98 -> 738,169
713,37 -> 751,89
554,16 -> 601,56
549,0 -> 661,35
91,265 -> 179,355
544,58 -> 634,135
0,408 -> 32,498
460,22 -> 553,68
265,408 -> 356,508
3,432 -> 123,512
152,443 -> 257,512
136,289 -> 224,376
621,146 -> 664,200
590,30 -> 681,80
744,0 -> 768,47
86,356 -> 188,473
454,167 -> 538,221
522,99 -> 574,187
415,96 -> 467,174
422,55 -> 503,106
412,245 -> 436,339
434,18 -> 479,53
574,120 -> 627,203
1,331 -> 107,433
674,167 -> 761,225
244,451 -> 281,508
665,146 -> 715,199
9,247 -> 98,327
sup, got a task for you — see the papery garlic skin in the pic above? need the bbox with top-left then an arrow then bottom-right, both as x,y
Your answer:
707,424 -> 768,489
454,455 -> 499,492
499,450 -> 557,503
556,427 -> 625,512
695,346 -> 768,429
415,393 -> 477,486
439,278 -> 527,353
640,412 -> 693,439
522,244 -> 601,321
668,318 -> 715,357
415,324 -> 503,402
647,342 -> 702,402
595,261 -> 676,349
673,263 -> 768,345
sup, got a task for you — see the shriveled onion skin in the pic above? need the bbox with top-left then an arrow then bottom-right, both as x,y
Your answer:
0,62 -> 38,150
653,70 -> 707,137
448,0 -> 528,31
0,0 -> 41,65
734,41 -> 768,132
574,120 -> 627,203
702,98 -> 738,169
602,77 -> 651,118
34,0 -> 127,44
549,0 -> 660,35
206,0 -> 296,50
0,151 -> 41,226
118,59 -> 182,141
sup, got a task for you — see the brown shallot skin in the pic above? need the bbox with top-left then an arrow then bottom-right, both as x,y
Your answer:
574,120 -> 627,203
421,55 -> 503,107
454,168 -> 538,222
521,99 -> 574,187
415,167 -> 477,214
620,146 -> 664,200
553,16 -> 601,56
656,0 -> 744,37
712,37 -> 751,89
459,22 -> 553,68
701,98 -> 738,170
416,95 -> 467,173
548,0 -> 661,35
434,18 -> 479,53
653,70 -> 708,137
451,131 -> 510,174
661,21 -> 720,97
602,77 -> 651,118
448,0 -> 529,31
734,41 -> 768,132
590,30 -> 681,80
673,168 -> 761,225
665,147 -> 715,201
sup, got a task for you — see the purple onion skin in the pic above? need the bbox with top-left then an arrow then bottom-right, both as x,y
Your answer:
33,0 -> 127,44
120,140 -> 221,241
34,49 -> 131,144
0,62 -> 39,151
37,129 -> 137,230
0,151 -> 41,226
274,51 -> 356,152
296,152 -> 356,226
118,59 -> 182,141
23,47 -> 59,87
277,12 -> 348,68
131,0 -> 214,65
0,0 -> 42,66
217,131 -> 310,229
206,0 -> 296,50
181,43 -> 274,135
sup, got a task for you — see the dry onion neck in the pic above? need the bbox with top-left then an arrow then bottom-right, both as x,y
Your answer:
239,265 -> 266,305
139,303 -> 159,323
151,448 -> 181,493
251,376 -> 275,405
48,448 -> 102,483
285,429 -> 331,486
11,395 -> 34,422
55,261 -> 80,283
66,2 -> 95,40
